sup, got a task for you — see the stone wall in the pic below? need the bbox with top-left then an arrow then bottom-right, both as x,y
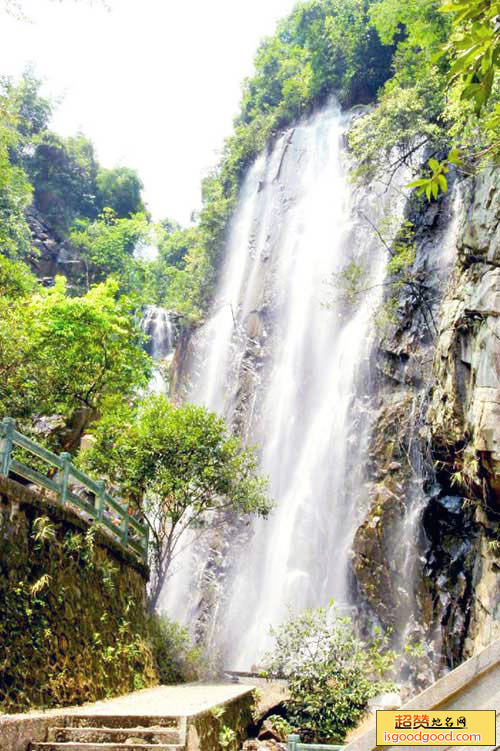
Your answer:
0,476 -> 159,713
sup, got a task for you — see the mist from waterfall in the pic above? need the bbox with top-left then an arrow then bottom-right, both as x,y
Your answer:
161,101 -> 411,668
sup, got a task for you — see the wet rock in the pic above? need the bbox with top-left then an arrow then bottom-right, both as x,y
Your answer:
353,168 -> 499,671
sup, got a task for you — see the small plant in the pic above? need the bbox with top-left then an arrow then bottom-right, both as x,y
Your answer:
218,725 -> 237,749
407,152 -> 460,201
264,604 -> 396,744
266,714 -> 295,741
63,531 -> 84,554
148,612 -> 203,684
32,516 -> 56,544
487,539 -> 500,555
211,705 -> 226,720
98,560 -> 118,594
83,527 -> 96,564
133,672 -> 146,691
30,574 -> 51,598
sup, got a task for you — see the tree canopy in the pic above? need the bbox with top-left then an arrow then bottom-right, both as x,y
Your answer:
96,166 -> 146,218
0,264 -> 151,444
80,394 -> 273,607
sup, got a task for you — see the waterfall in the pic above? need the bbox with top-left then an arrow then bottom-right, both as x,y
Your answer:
141,305 -> 174,393
162,101 -> 413,668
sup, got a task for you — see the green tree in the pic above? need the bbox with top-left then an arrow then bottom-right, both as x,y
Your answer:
9,69 -> 52,142
439,0 -> 500,116
25,130 -> 99,233
359,0 -> 499,199
70,208 -> 151,291
0,273 -> 151,434
264,606 -> 395,743
348,0 -> 450,182
0,81 -> 33,257
96,166 -> 146,218
80,394 -> 273,608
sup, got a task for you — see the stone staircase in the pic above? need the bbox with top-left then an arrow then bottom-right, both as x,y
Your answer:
29,715 -> 187,751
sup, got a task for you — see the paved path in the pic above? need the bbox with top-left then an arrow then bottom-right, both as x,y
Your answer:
2,682 -> 256,721
69,682 -> 256,717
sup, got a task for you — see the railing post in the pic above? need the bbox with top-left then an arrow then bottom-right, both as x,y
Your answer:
95,480 -> 105,521
0,417 -> 15,477
59,452 -> 71,505
120,504 -> 129,545
288,734 -> 300,751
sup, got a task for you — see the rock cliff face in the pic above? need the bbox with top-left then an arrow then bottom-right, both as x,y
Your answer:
352,167 -> 500,672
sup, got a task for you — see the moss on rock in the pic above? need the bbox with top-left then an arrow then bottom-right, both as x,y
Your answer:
0,478 -> 159,713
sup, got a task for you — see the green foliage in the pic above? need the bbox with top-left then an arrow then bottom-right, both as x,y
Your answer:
407,150 -> 460,200
96,166 -> 146,218
25,130 -> 99,234
438,0 -> 500,115
265,715 -> 295,741
240,0 -> 393,127
351,0 -> 498,199
327,259 -> 367,313
80,393 -> 273,607
218,726 -> 237,748
0,81 -> 33,257
70,208 -> 151,292
0,254 -> 36,296
349,0 -> 450,182
148,612 -> 202,683
32,516 -> 56,544
145,0 -> 395,323
369,0 -> 449,50
9,69 -> 52,142
0,270 -> 151,424
348,68 -> 448,182
264,605 -> 395,743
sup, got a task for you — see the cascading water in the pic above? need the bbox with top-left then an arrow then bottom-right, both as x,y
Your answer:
162,101 -> 413,668
141,305 -> 174,393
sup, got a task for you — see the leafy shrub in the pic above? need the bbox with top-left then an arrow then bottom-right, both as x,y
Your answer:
148,612 -> 203,684
264,605 -> 395,743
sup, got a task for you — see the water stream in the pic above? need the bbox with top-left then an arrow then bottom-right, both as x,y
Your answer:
141,305 -> 174,393
162,101 -> 413,668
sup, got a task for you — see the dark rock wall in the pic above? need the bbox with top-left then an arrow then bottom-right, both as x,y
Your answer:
352,168 -> 500,672
0,477 -> 158,713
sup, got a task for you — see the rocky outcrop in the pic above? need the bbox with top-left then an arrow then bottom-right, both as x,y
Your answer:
352,167 -> 500,670
429,167 -> 500,503
428,167 -> 500,657
25,206 -> 83,285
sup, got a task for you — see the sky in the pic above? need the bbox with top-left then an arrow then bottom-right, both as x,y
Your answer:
0,0 -> 297,224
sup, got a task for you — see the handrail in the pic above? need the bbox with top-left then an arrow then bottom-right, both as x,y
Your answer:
288,735 -> 344,751
0,416 -> 149,563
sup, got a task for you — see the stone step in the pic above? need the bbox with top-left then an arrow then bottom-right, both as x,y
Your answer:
47,727 -> 182,744
64,717 -> 181,730
31,743 -> 183,751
